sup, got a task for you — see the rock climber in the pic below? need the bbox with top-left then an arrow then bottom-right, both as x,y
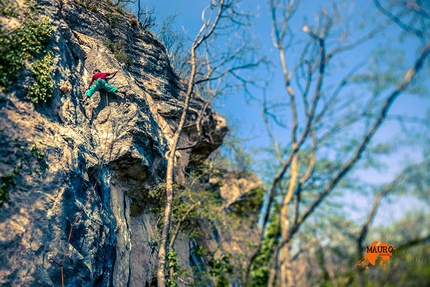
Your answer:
80,69 -> 123,104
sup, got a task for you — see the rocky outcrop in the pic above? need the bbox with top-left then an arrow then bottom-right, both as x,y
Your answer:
0,1 -> 257,286
200,172 -> 264,285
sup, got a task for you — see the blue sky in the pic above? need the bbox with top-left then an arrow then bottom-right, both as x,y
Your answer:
140,0 -> 428,146
139,0 -> 430,227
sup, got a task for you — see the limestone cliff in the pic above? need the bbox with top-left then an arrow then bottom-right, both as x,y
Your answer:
0,1 -> 261,286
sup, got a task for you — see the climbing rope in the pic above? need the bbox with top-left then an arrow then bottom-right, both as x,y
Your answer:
58,92 -> 113,287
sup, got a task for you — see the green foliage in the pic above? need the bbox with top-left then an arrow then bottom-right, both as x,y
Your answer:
248,212 -> 280,287
28,51 -> 54,103
151,159 -> 260,284
166,250 -> 179,287
16,16 -> 53,55
192,246 -> 233,286
73,0 -> 98,12
29,143 -> 46,161
209,254 -> 233,286
216,275 -> 229,287
153,161 -> 226,236
166,279 -> 178,287
0,183 -> 10,206
107,11 -> 119,26
0,169 -> 22,207
115,7 -> 125,15
209,254 -> 233,276
0,160 -> 21,208
0,1 -> 53,92
103,39 -> 133,68
72,0 -> 131,13
229,186 -> 265,219
0,0 -> 19,17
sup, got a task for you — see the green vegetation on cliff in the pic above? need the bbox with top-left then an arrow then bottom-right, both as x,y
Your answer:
0,0 -> 53,102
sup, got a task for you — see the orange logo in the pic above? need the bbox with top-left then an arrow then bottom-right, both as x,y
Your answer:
355,240 -> 396,270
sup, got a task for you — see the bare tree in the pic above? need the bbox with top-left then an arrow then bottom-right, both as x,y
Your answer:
137,1 -> 156,30
156,0 -> 262,285
157,2 -> 226,283
155,13 -> 189,77
245,0 -> 430,286
111,0 -> 135,7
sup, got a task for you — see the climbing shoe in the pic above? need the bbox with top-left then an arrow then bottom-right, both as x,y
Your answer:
117,90 -> 127,96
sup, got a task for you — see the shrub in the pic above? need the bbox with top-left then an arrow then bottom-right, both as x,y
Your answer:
28,51 -> 54,103
0,3 -> 53,91
0,163 -> 21,208
107,12 -> 119,26
0,0 -> 19,17
104,39 -> 133,68
73,0 -> 98,12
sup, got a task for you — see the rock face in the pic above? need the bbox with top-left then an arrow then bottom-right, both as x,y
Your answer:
0,1 -> 259,286
203,172 -> 264,285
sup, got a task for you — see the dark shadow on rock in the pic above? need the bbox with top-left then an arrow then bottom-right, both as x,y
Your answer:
110,154 -> 150,182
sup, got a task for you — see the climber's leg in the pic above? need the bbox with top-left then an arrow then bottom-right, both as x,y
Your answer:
104,82 -> 119,94
81,79 -> 106,105
81,84 -> 99,104
86,85 -> 99,97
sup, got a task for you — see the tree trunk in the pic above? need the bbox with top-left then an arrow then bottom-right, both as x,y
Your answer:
278,151 -> 298,287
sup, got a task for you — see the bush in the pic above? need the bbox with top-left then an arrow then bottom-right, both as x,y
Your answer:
0,2 -> 53,91
104,39 -> 133,68
28,52 -> 54,103
0,0 -> 19,17
73,0 -> 98,12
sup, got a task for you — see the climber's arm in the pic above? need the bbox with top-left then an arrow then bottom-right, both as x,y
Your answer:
88,78 -> 94,89
106,71 -> 118,79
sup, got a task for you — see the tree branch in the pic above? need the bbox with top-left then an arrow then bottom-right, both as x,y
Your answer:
278,40 -> 430,250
